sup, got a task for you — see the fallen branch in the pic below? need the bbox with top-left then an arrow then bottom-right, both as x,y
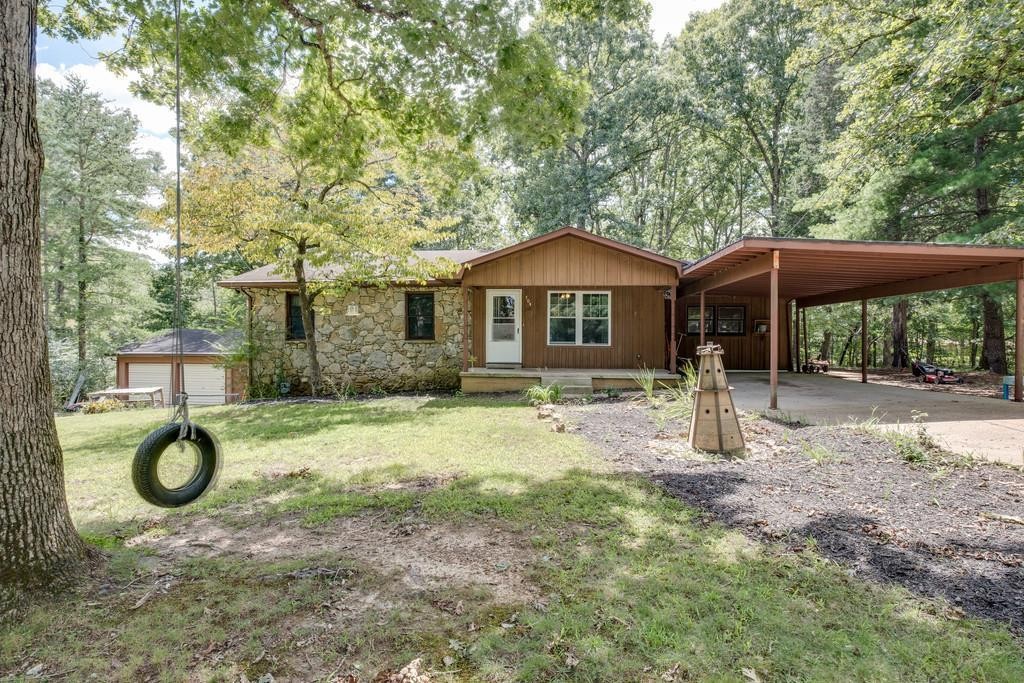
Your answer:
981,512 -> 1024,526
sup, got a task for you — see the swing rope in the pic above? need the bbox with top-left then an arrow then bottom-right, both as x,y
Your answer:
131,0 -> 221,508
171,0 -> 193,439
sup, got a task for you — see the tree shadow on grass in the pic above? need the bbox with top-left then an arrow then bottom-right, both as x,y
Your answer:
652,468 -> 1024,630
59,468 -> 1024,681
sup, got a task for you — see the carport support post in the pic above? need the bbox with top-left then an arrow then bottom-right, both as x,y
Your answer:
770,250 -> 780,410
669,287 -> 677,374
699,290 -> 706,346
861,299 -> 868,384
1016,270 -> 1023,402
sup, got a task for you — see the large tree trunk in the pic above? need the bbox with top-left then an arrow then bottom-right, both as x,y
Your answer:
837,324 -> 858,366
970,313 -> 980,368
292,252 -> 322,396
980,292 -> 1007,374
891,300 -> 909,369
1,0 -> 86,615
818,329 -> 832,361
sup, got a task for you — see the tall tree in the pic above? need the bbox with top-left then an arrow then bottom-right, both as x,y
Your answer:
506,9 -> 673,242
164,135 -> 457,394
1,0 -> 86,614
796,0 -> 1024,371
671,0 -> 809,236
6,0 -> 618,602
38,76 -> 161,371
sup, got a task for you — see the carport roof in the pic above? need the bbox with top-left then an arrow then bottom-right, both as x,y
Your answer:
680,237 -> 1024,306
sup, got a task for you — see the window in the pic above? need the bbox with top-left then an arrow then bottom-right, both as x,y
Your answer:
716,305 -> 746,335
548,292 -> 577,344
548,291 -> 611,346
406,292 -> 435,340
286,292 -> 311,340
686,305 -> 715,335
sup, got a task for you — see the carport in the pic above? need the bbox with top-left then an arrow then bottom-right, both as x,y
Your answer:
728,373 -> 1024,466
679,238 -> 1024,409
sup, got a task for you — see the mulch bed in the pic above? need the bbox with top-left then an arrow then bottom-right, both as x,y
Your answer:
563,399 -> 1024,629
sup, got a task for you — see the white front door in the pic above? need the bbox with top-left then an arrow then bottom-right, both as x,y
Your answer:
485,289 -> 522,365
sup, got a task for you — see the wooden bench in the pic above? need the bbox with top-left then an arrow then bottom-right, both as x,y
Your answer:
87,386 -> 165,408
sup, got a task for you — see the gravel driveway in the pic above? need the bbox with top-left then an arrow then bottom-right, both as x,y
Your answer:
564,399 -> 1024,629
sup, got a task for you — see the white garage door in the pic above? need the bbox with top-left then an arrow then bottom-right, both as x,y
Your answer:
127,363 -> 173,407
183,364 -> 227,405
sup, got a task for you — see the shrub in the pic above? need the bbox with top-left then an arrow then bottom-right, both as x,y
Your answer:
81,398 -> 126,414
524,383 -> 564,405
48,336 -> 113,408
631,366 -> 657,402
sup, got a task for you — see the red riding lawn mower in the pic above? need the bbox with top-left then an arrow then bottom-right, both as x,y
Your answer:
911,360 -> 965,385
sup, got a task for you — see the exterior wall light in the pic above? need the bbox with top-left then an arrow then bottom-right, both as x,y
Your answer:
346,303 -> 360,317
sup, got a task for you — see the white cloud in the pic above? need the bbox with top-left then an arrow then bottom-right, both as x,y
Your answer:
36,61 -> 175,168
649,0 -> 726,39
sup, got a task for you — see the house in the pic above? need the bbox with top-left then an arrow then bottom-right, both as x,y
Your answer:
218,227 -> 684,394
220,227 -> 1024,403
116,329 -> 243,406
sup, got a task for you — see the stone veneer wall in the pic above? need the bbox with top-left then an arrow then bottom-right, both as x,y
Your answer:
250,286 -> 467,393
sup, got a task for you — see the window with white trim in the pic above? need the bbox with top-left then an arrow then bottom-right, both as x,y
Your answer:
547,291 -> 611,346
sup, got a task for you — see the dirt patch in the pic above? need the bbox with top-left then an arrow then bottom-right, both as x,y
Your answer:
565,401 -> 1024,628
831,368 -> 1005,399
133,510 -> 537,604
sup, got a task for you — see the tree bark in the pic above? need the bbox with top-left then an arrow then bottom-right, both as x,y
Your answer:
818,329 -> 832,361
980,291 -> 1007,374
970,313 -> 980,368
1,0 -> 86,615
837,325 -> 857,366
292,250 -> 321,396
891,300 -> 909,369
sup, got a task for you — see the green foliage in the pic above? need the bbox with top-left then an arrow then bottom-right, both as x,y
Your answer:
800,441 -> 843,465
47,336 -> 112,408
43,0 -> 592,161
38,76 -> 162,375
80,398 -> 126,415
631,366 -> 657,402
525,383 -> 565,405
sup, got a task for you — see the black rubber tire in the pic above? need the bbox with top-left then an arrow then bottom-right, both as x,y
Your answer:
132,423 -> 221,508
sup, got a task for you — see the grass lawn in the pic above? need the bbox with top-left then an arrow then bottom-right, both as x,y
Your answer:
3,396 -> 1023,681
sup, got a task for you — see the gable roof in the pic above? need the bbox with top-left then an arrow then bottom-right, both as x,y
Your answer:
219,249 -> 488,289
117,329 -> 238,356
458,227 -> 683,277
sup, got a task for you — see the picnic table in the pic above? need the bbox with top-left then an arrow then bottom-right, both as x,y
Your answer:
87,386 -> 165,408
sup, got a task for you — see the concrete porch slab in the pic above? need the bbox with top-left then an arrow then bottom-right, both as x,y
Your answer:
459,367 -> 679,394
728,372 -> 1024,466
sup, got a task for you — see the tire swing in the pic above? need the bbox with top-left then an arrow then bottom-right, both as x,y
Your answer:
132,0 -> 222,508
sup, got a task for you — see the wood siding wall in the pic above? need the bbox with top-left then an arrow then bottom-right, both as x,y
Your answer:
462,235 -> 678,288
676,294 -> 791,371
471,286 -> 667,369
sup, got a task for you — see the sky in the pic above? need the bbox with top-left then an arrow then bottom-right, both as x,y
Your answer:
35,0 -> 725,171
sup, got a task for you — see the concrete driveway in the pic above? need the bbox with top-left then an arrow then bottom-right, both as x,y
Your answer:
728,372 -> 1024,466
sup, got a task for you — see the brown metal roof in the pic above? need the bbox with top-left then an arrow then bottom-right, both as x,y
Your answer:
681,237 -> 1024,306
117,329 -> 238,356
219,249 -> 488,289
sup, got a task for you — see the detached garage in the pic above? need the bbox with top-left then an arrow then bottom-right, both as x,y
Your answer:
116,329 -> 243,406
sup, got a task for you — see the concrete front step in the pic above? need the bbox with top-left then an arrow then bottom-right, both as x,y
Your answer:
541,376 -> 594,394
